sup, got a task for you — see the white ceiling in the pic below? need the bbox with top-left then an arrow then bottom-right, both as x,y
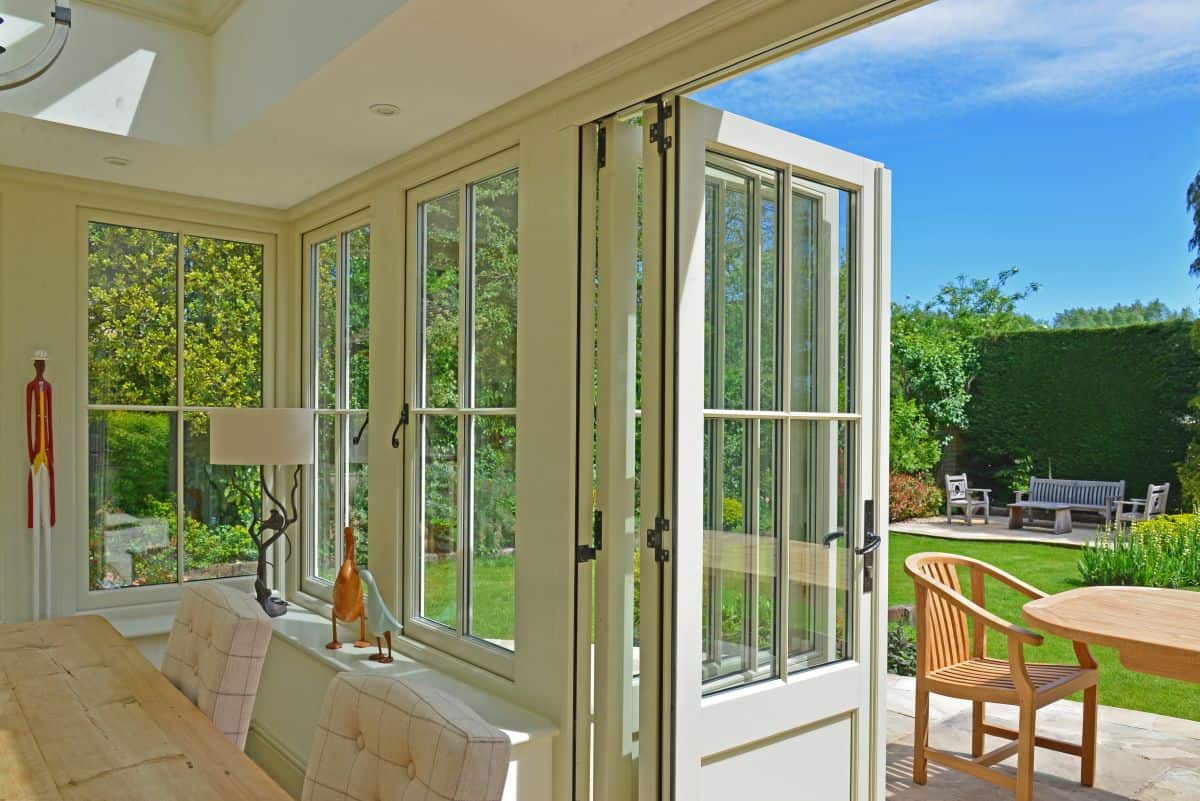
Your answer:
0,0 -> 717,209
82,0 -> 242,34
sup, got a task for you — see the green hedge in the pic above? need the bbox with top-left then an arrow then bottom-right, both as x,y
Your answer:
963,320 -> 1199,509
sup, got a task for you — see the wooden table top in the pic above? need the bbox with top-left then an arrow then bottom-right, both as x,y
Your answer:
1023,586 -> 1200,683
0,615 -> 293,801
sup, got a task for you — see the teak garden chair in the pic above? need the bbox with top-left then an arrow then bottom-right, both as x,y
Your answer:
904,553 -> 1099,801
945,473 -> 991,525
1113,482 -> 1170,524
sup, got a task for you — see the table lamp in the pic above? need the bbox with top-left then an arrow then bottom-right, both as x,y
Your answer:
210,408 -> 313,617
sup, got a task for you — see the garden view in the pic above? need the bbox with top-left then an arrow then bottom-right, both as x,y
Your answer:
884,168 -> 1200,720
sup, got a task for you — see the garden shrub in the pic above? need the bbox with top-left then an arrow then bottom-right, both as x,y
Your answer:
890,393 -> 943,474
887,622 -> 917,677
889,472 -> 943,521
965,321 -> 1199,507
1077,513 -> 1200,588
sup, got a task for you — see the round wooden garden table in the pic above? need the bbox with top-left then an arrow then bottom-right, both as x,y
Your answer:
1023,586 -> 1200,683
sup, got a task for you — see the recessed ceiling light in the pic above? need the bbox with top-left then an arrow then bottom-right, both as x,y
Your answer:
369,103 -> 401,117
102,155 -> 130,167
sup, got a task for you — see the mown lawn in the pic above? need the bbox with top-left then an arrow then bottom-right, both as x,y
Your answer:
889,532 -> 1200,721
423,556 -> 516,641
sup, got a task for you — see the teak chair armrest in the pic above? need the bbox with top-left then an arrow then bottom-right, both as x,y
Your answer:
909,552 -> 1048,601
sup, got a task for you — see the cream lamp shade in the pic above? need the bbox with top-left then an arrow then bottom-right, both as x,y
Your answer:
209,408 -> 314,466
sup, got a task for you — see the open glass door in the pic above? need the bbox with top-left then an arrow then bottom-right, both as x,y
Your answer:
639,96 -> 891,801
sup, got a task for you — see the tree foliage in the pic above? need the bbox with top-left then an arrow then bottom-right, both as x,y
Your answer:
889,269 -> 1039,472
87,223 -> 263,589
1051,300 -> 1193,330
420,171 -> 519,568
1188,169 -> 1200,278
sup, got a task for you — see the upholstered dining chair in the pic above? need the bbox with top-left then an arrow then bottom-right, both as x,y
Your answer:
904,552 -> 1099,801
303,673 -> 511,801
161,583 -> 273,751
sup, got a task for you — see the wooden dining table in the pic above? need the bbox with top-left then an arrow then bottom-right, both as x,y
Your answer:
0,615 -> 293,801
1023,585 -> 1200,683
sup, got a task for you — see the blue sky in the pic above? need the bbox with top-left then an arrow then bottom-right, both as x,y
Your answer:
694,0 -> 1200,321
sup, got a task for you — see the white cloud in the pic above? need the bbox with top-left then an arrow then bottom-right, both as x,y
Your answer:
697,0 -> 1200,122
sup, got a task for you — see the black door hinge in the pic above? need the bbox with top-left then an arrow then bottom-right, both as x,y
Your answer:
597,126 -> 607,169
577,510 -> 603,563
648,98 -> 673,155
646,516 -> 671,562
391,402 -> 410,449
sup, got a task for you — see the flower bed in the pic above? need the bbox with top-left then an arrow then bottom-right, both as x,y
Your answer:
1077,513 -> 1200,588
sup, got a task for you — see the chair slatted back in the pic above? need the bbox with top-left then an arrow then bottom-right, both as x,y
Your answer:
945,473 -> 968,502
912,556 -> 970,672
1147,483 -> 1170,516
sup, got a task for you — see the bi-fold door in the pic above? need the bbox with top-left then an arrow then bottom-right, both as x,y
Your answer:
581,96 -> 891,801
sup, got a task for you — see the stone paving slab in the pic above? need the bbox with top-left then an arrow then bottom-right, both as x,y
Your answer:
887,675 -> 1200,800
891,514 -> 1100,548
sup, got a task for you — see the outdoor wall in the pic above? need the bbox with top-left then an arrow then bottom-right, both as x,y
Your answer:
964,321 -> 1199,509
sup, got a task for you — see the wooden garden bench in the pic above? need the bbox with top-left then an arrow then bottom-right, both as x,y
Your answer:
1009,477 -> 1125,533
905,552 -> 1099,801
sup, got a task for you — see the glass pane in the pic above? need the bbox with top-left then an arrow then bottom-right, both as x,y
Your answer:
183,236 -> 263,407
87,223 -> 178,406
348,411 -> 369,565
315,237 -> 338,410
347,226 -> 371,410
421,192 -> 461,408
701,418 -> 776,690
471,169 -> 518,408
704,163 -> 750,411
315,413 -> 338,582
88,411 -> 178,589
182,412 -> 258,581
791,179 -> 854,413
788,420 -> 853,670
421,415 -> 459,628
470,415 -> 516,649
759,178 -> 780,410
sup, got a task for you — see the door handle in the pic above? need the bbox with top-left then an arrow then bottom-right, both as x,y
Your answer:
822,531 -> 845,547
854,533 -> 881,556
859,500 -> 879,593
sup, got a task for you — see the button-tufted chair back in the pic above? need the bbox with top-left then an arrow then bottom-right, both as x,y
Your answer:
162,583 -> 273,751
303,673 -> 511,801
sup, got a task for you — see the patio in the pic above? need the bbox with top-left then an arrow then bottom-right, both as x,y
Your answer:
886,675 -> 1200,800
891,514 -> 1100,547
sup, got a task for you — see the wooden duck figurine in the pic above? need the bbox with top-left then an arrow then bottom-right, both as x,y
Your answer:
359,568 -> 402,663
326,526 -> 370,650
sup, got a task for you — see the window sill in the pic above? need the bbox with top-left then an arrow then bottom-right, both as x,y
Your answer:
269,603 -> 556,748
93,600 -> 179,639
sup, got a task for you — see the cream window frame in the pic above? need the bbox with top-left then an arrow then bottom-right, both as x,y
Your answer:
300,211 -> 372,602
77,208 -> 276,611
403,148 -> 519,679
